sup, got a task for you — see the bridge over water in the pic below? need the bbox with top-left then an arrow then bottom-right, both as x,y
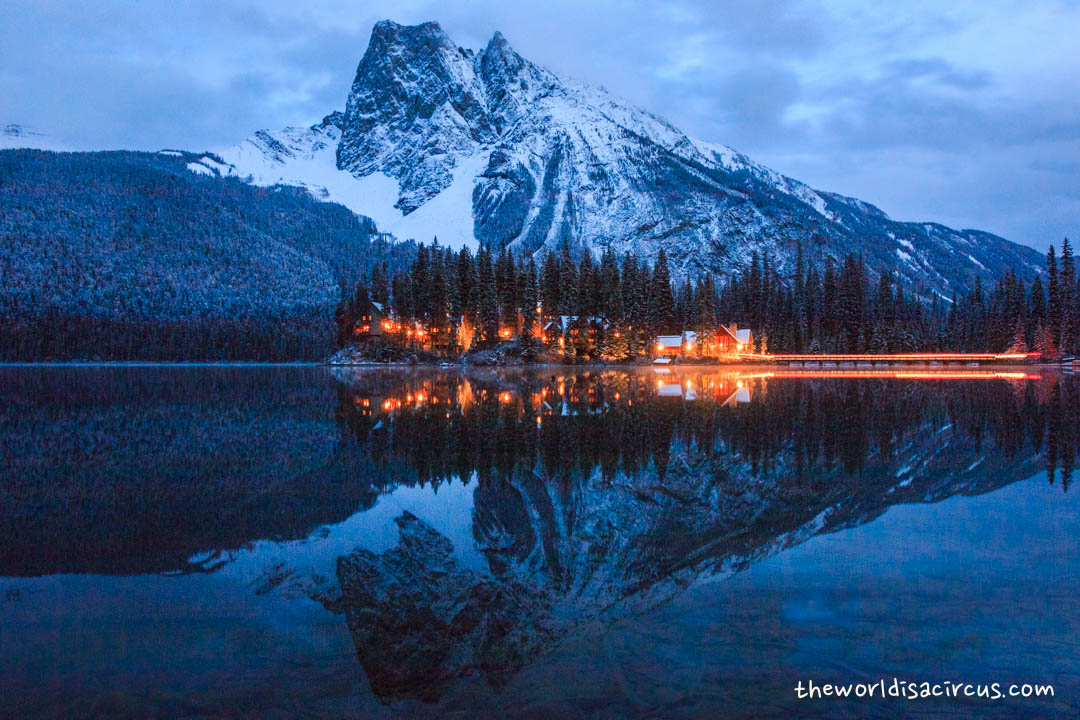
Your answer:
736,352 -> 1041,366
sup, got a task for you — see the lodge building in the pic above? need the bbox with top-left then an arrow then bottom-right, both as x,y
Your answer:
656,324 -> 753,360
360,303 -> 753,360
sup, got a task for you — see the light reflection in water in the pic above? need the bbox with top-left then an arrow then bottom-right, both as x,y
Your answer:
0,366 -> 1076,717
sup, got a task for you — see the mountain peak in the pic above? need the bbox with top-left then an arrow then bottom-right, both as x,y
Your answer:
338,20 -> 492,213
486,30 -> 509,51
369,19 -> 447,46
481,29 -> 525,76
223,18 -> 1044,293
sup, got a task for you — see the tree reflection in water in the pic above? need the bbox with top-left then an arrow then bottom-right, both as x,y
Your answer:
329,368 -> 1077,703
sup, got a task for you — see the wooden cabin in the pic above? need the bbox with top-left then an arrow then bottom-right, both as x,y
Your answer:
353,300 -> 385,339
715,323 -> 752,357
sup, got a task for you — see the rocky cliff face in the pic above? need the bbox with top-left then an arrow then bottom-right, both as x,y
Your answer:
213,20 -> 1044,295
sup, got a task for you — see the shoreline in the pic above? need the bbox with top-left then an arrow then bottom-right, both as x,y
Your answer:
0,361 -> 1064,371
0,361 -> 324,368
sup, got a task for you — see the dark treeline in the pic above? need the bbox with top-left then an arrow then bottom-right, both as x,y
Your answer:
343,239 -> 684,360
0,365 -> 393,576
334,372 -> 1078,492
0,149 -> 417,361
352,237 -> 1078,358
720,238 -> 1078,356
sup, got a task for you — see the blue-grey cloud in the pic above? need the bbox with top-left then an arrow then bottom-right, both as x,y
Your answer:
1,0 -> 1076,249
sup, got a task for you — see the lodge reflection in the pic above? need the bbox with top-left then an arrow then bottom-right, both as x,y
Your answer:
330,369 -> 1078,704
333,369 -> 1077,488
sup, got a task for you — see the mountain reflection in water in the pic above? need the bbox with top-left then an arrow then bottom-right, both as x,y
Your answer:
0,366 -> 1076,717
327,368 -> 1075,704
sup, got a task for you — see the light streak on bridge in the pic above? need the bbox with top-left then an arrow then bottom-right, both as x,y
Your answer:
737,352 -> 1041,364
743,370 -> 1041,380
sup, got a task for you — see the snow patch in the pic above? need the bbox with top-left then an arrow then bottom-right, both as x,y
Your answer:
186,161 -> 216,176
218,124 -> 482,249
353,153 -> 486,249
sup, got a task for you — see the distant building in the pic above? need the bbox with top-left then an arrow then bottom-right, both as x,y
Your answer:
353,300 -> 385,339
715,323 -> 752,356
656,324 -> 752,359
655,334 -> 687,357
543,315 -> 608,349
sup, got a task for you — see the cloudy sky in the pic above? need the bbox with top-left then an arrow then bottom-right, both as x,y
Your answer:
3,0 -> 1077,250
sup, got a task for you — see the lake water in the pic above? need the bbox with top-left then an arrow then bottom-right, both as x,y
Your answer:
1,365 -> 1077,718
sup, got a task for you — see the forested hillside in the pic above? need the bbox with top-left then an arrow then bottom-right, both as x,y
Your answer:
0,149 -> 415,360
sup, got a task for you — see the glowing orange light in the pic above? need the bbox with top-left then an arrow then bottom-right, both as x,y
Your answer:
738,352 -> 1041,362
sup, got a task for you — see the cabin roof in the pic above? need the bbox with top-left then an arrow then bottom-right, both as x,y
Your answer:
656,335 -> 683,348
718,325 -> 752,344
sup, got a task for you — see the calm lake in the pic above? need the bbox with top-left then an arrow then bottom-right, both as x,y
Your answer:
1,365 -> 1077,718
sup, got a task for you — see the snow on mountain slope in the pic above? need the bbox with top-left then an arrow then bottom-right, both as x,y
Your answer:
204,20 -> 1044,293
214,113 -> 480,249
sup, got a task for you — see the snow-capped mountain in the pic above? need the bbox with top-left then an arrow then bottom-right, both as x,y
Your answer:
208,20 -> 1041,292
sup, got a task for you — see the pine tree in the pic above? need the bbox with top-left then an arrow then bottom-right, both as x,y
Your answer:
559,239 -> 578,316
522,256 -> 539,342
370,263 -> 390,306
456,248 -> 475,323
692,274 -> 717,356
1034,323 -> 1059,361
495,247 -> 516,327
599,249 -> 622,322
621,253 -> 645,355
578,254 -> 596,317
1047,245 -> 1061,347
838,254 -> 866,352
650,248 -> 676,334
1007,320 -> 1029,353
476,245 -> 498,343
540,250 -> 561,325
1060,238 -> 1076,354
